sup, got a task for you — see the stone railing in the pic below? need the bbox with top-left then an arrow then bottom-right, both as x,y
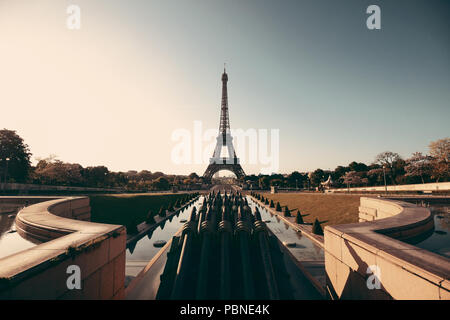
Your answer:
324,196 -> 449,299
0,197 -> 126,299
0,182 -> 122,193
330,182 -> 450,193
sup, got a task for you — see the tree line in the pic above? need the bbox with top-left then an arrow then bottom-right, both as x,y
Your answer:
244,139 -> 449,189
0,129 -> 203,191
0,129 -> 448,191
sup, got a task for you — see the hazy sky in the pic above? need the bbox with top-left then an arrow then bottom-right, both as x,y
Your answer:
1,0 -> 449,175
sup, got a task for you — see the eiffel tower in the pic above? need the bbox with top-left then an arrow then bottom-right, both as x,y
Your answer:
203,67 -> 246,182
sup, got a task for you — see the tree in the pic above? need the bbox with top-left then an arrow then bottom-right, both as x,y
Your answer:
349,161 -> 368,172
34,159 -> 83,186
270,178 -> 283,187
374,151 -> 401,185
341,171 -> 362,189
188,172 -> 200,180
429,138 -> 449,182
0,129 -> 32,182
83,166 -> 109,187
332,165 -> 350,187
258,176 -> 270,189
108,171 -> 128,188
151,176 -> 170,190
126,170 -> 138,179
137,170 -> 153,181
152,171 -> 165,179
287,171 -> 305,189
392,158 -> 406,184
361,177 -> 369,186
367,166 -> 383,186
404,152 -> 432,184
309,169 -> 325,187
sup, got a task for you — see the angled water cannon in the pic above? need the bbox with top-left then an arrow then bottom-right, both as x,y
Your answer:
235,204 -> 255,299
218,203 -> 233,299
146,209 -> 156,224
252,206 -> 279,299
158,206 -> 166,218
196,205 -> 217,299
170,206 -> 198,299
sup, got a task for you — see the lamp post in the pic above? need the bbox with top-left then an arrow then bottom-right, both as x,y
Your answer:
4,157 -> 10,183
382,165 -> 387,195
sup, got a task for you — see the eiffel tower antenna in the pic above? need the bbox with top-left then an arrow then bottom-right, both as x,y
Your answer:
203,67 -> 246,182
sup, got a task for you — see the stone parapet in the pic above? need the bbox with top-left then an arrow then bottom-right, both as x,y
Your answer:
325,197 -> 449,300
0,196 -> 126,300
330,182 -> 450,193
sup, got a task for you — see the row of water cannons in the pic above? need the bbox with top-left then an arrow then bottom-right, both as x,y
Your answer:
146,192 -> 200,223
127,193 -> 200,234
250,192 -> 325,236
156,191 -> 296,299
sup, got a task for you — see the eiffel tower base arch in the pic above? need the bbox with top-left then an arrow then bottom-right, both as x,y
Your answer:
203,162 -> 246,182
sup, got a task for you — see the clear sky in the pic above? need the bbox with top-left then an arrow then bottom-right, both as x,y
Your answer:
1,0 -> 449,175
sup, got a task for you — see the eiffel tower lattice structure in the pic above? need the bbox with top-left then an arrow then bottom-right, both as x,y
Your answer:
203,67 -> 246,182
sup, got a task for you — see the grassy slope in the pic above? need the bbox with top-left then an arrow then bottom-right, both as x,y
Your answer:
262,193 -> 361,226
89,193 -> 188,228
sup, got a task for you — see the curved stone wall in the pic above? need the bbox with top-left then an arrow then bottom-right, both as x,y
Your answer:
0,197 -> 126,300
325,197 -> 449,300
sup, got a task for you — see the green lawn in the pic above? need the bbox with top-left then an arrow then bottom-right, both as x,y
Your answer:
89,193 -> 192,229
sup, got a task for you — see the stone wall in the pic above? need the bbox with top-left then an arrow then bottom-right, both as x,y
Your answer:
331,181 -> 450,193
0,182 -> 122,193
0,197 -> 126,299
324,197 -> 449,300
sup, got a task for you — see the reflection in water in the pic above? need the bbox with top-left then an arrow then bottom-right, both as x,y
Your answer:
128,241 -> 137,255
125,198 -> 204,285
247,198 -> 324,262
413,205 -> 450,259
125,195 -> 325,291
0,207 -> 36,259
0,212 -> 15,239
